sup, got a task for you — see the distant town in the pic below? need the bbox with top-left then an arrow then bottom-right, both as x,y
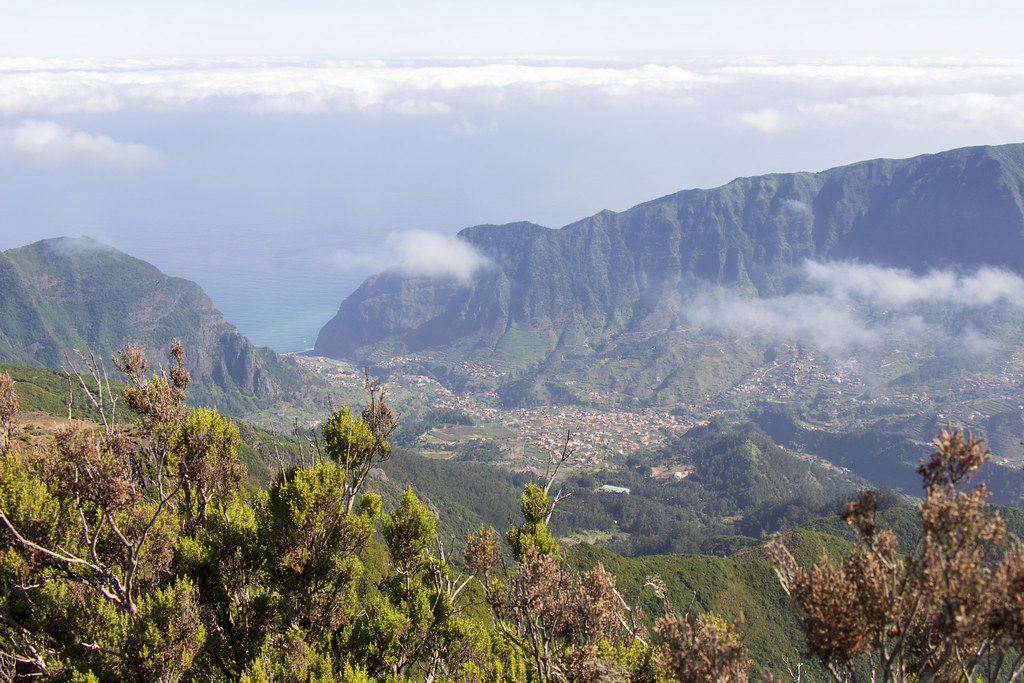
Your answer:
295,340 -> 1024,471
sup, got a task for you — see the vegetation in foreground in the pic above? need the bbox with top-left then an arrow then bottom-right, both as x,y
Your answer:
2,344 -> 1024,681
0,345 -> 747,681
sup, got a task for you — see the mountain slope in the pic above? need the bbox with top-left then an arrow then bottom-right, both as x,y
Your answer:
0,237 -> 321,418
316,143 -> 1024,363
569,528 -> 850,679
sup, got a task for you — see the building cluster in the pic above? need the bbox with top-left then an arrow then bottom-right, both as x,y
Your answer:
297,343 -> 1024,472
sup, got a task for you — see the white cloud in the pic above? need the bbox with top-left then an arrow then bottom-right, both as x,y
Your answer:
782,199 -> 810,215
450,119 -> 499,136
737,108 -> 786,133
0,120 -> 162,169
0,59 -> 712,116
682,261 -> 1024,359
47,235 -> 118,258
685,288 -> 881,355
390,230 -> 492,281
1,57 -> 1023,137
802,261 -> 1024,307
737,92 -> 1024,133
331,230 -> 491,283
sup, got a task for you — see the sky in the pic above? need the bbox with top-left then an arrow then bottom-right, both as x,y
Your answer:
5,1 -> 1024,58
2,2 -> 1024,351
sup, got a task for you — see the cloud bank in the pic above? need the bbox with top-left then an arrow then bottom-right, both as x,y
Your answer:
802,261 -> 1024,308
3,57 -> 1024,135
0,120 -> 162,169
0,59 -> 711,116
683,261 -> 1024,359
332,230 -> 491,283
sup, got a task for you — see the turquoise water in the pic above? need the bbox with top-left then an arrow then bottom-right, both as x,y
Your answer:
174,233 -> 376,353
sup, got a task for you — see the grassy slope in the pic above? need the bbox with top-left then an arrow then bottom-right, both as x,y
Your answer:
1,361 -> 129,423
570,503 -> 1024,678
570,526 -> 851,678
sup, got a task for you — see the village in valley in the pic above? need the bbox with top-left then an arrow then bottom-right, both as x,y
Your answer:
293,338 -> 1024,477
293,353 -> 698,475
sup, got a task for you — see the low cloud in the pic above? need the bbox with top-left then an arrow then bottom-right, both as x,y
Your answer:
737,108 -> 786,133
736,92 -> 1024,133
0,120 -> 162,169
802,261 -> 1024,307
0,59 -> 711,116
332,230 -> 491,283
5,56 -> 1024,137
47,236 -> 119,258
685,289 -> 880,355
782,199 -> 810,215
682,261 -> 1024,359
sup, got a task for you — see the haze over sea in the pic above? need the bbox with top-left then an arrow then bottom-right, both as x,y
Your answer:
6,55 -> 1024,350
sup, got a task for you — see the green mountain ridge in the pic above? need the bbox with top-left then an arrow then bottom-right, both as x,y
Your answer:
0,236 -> 325,420
316,143 -> 1024,362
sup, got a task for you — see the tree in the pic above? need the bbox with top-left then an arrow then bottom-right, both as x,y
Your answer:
0,342 -> 205,680
769,427 -> 1024,682
656,611 -> 749,683
183,395 -> 391,678
321,372 -> 395,514
350,486 -> 496,680
0,372 -> 19,452
170,406 -> 243,533
0,344 -> 395,680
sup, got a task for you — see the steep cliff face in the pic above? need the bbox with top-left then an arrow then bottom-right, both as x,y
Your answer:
315,144 -> 1024,362
0,237 -> 307,415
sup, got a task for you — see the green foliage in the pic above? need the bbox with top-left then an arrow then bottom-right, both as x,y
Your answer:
351,485 -> 495,679
455,439 -> 504,462
381,487 -> 436,572
427,407 -> 476,426
506,483 -> 558,561
568,534 -> 845,679
171,407 -> 244,529
550,423 -> 861,556
0,347 -> 395,679
122,578 -> 206,681
380,446 -> 526,548
257,461 -> 378,617
0,357 -> 304,488
322,404 -> 375,467
756,412 -> 1024,507
8,339 -> 1024,680
239,628 -> 342,683
171,407 -> 240,464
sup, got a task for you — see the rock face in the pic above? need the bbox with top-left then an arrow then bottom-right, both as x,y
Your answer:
314,144 -> 1024,362
0,237 -> 307,416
